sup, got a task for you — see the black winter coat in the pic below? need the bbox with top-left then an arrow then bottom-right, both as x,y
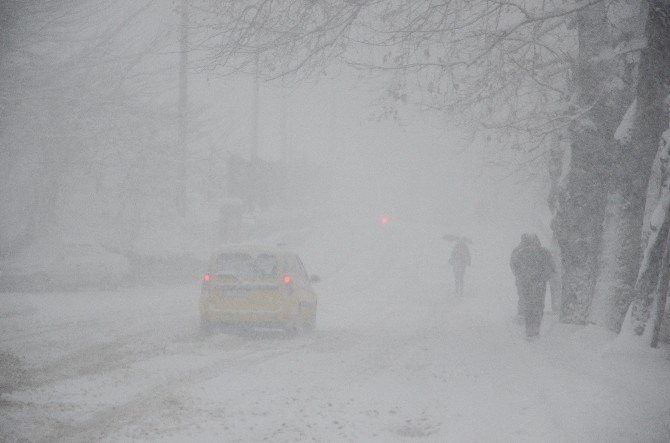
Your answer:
510,242 -> 554,286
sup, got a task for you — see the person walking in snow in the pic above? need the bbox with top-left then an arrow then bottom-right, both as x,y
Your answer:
510,234 -> 554,338
449,237 -> 471,296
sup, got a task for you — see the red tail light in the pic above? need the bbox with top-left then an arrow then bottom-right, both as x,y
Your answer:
204,274 -> 211,283
381,215 -> 389,226
283,274 -> 293,296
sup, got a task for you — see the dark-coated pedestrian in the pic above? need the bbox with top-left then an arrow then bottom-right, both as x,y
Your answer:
510,234 -> 554,338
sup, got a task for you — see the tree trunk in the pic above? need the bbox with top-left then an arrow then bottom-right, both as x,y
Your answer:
586,2 -> 649,332
589,192 -> 640,331
554,131 -> 608,325
628,143 -> 670,340
651,232 -> 670,347
621,1 -> 670,345
554,3 -> 623,324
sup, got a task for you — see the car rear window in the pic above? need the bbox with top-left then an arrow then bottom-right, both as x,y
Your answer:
214,253 -> 279,281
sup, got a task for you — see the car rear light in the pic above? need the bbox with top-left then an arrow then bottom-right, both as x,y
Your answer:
202,274 -> 211,294
283,275 -> 293,296
381,215 -> 389,226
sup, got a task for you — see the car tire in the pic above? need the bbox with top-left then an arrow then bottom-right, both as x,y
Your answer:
287,304 -> 305,337
305,307 -> 316,332
200,317 -> 214,336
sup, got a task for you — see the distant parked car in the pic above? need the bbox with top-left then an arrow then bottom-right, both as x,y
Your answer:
0,241 -> 130,292
200,244 -> 319,335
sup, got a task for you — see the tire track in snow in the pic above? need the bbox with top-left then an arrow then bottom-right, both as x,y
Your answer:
39,331 -> 352,442
0,319 -> 103,346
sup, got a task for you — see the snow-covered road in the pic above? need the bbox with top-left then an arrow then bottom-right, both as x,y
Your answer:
2,221 -> 669,442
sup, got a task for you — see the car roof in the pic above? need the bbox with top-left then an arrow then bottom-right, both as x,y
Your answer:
213,243 -> 297,257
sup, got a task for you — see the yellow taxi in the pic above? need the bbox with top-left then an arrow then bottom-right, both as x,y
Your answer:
199,245 -> 319,334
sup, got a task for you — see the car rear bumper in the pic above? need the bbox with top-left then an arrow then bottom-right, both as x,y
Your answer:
201,303 -> 294,328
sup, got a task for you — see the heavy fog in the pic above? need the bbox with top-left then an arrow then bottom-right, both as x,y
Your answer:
1,1 -> 669,441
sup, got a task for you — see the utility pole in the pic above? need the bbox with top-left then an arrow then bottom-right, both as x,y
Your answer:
176,0 -> 188,215
280,76 -> 288,162
329,73 -> 337,159
251,52 -> 260,160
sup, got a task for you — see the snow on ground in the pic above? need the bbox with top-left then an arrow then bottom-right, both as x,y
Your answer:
1,218 -> 669,442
